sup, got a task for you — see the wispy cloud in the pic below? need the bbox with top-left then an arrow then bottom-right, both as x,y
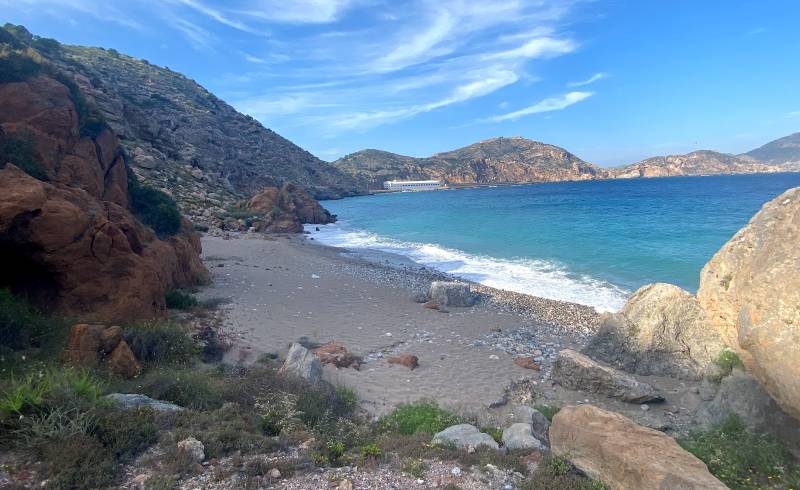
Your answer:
487,91 -> 593,122
787,110 -> 800,118
172,17 -> 216,50
172,0 -> 260,33
487,36 -> 577,60
568,72 -> 609,87
233,0 -> 354,24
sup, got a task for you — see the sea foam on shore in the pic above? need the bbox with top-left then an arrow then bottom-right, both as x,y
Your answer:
306,223 -> 629,312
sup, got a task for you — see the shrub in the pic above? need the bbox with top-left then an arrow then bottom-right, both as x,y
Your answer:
679,414 -> 800,489
481,426 -> 503,444
168,405 -> 277,458
534,404 -> 561,422
360,442 -> 382,461
128,173 -> 182,236
0,52 -> 42,83
38,433 -> 116,490
164,289 -> 197,310
402,458 -> 429,478
133,368 -> 223,410
0,289 -> 59,350
714,349 -> 743,376
0,133 -> 48,180
123,321 -> 198,366
520,454 -> 607,490
378,402 -> 463,435
0,372 -> 52,415
93,407 -> 157,460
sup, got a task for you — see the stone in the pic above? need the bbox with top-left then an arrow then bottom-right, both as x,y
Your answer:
697,187 -> 800,420
387,353 -> 419,370
104,393 -> 183,412
337,479 -> 353,490
177,437 -> 205,463
432,424 -> 499,450
550,405 -> 726,489
552,349 -> 664,404
502,423 -> 545,451
268,468 -> 281,479
429,281 -> 475,307
513,406 -> 551,444
583,283 -> 725,379
279,342 -> 323,384
99,325 -> 123,354
410,290 -> 428,303
107,340 -> 142,378
63,324 -> 106,366
247,183 -> 336,233
514,357 -> 540,370
312,341 -> 360,369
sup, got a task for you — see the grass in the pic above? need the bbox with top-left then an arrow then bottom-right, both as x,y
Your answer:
679,414 -> 800,489
126,367 -> 224,411
0,132 -> 48,180
165,289 -> 198,310
481,426 -> 503,444
123,321 -> 199,367
0,289 -> 69,354
128,172 -> 182,237
520,455 -> 608,490
534,404 -> 561,422
378,401 -> 464,435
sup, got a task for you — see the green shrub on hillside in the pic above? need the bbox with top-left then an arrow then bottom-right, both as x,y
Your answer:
164,289 -> 197,310
127,172 -> 182,237
123,322 -> 198,366
679,415 -> 800,489
132,368 -> 223,410
0,52 -> 42,83
0,133 -> 48,180
0,289 -> 61,350
534,404 -> 561,422
520,455 -> 608,490
378,401 -> 463,435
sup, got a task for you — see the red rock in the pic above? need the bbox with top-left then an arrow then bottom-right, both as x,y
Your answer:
388,354 -> 419,370
312,341 -> 360,369
99,325 -> 123,354
247,183 -> 335,233
423,301 -> 439,310
107,340 -> 141,378
514,357 -> 541,370
63,324 -> 106,366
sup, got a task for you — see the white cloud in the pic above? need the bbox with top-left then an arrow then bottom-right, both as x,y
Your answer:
487,36 -> 577,60
172,18 -> 215,50
787,111 -> 800,118
172,0 -> 259,33
233,0 -> 353,24
568,72 -> 609,87
371,7 -> 456,72
487,91 -> 593,122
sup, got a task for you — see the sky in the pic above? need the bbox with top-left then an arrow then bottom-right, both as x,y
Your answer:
2,0 -> 799,166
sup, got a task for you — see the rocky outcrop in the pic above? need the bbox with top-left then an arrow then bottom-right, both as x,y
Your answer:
552,349 -> 663,404
104,393 -> 184,412
550,405 -> 726,490
333,137 -> 606,189
612,150 -> 781,179
246,183 -> 336,233
279,342 -> 323,384
0,73 -> 206,320
513,406 -> 551,444
432,424 -> 499,450
312,341 -> 360,369
501,423 -> 545,451
63,323 -> 141,378
697,187 -> 800,419
428,282 -> 475,307
583,283 -> 725,379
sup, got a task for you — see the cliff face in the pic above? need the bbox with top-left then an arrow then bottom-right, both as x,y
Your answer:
333,137 -> 605,189
611,150 -> 781,179
0,70 -> 207,320
0,24 -> 359,226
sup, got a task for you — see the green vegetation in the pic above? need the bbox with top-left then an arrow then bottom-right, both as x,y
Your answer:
0,289 -> 67,353
520,455 -> 609,490
679,415 -> 800,489
123,321 -> 198,366
164,288 -> 198,310
0,132 -> 48,180
0,51 -> 42,83
715,349 -> 743,373
534,404 -> 561,422
378,401 -> 463,435
128,171 -> 182,236
481,426 -> 504,444
402,458 -> 429,478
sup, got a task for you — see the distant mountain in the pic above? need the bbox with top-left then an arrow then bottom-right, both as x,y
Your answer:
0,24 -> 359,223
611,150 -> 782,179
744,132 -> 800,166
333,137 -> 606,189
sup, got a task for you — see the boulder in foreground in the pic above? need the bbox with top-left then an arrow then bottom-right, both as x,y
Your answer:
550,405 -> 727,490
279,342 -> 323,384
432,424 -> 499,450
429,281 -> 475,307
552,349 -> 663,404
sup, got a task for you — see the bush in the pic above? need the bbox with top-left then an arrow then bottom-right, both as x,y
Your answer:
128,173 -> 182,236
378,402 -> 463,435
133,368 -> 223,410
534,404 -> 561,422
164,289 -> 197,310
0,372 -> 52,415
712,349 -> 744,381
679,414 -> 800,489
481,426 -> 503,444
93,407 -> 157,460
168,405 -> 277,458
38,433 -> 116,490
0,52 -> 42,83
0,133 -> 47,180
123,321 -> 198,366
0,289 -> 60,350
520,455 -> 607,490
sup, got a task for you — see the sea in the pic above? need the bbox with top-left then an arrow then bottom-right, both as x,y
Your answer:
308,173 -> 800,312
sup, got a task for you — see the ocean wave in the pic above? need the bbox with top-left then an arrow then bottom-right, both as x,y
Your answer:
306,223 -> 630,313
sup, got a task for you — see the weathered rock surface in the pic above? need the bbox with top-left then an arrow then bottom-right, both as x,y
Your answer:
177,437 -> 205,463
387,353 -> 419,370
550,405 -> 726,490
246,183 -> 336,233
429,282 -> 475,307
432,424 -> 499,450
612,150 -> 780,179
697,187 -> 800,419
64,324 -> 141,377
552,349 -> 664,404
312,341 -> 360,369
584,283 -> 725,379
0,74 -> 206,320
279,342 -> 323,384
514,357 -> 540,370
502,423 -> 545,451
107,340 -> 142,378
513,406 -> 551,444
104,393 -> 183,412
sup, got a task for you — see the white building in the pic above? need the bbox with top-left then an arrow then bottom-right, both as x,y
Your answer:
383,180 -> 442,191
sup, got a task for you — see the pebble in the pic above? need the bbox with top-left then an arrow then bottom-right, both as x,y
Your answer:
451,467 -> 462,477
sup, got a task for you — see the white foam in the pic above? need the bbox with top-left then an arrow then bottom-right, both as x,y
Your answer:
306,222 -> 629,313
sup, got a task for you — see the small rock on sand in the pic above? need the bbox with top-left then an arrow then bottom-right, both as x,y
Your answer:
279,342 -> 323,384
432,424 -> 499,450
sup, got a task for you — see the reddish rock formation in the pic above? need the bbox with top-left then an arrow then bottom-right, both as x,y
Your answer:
0,75 -> 206,321
312,341 -> 361,369
107,340 -> 142,378
246,183 -> 336,233
63,323 -> 141,378
514,357 -> 540,370
387,354 -> 419,370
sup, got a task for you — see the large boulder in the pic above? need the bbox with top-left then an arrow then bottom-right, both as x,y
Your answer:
584,283 -> 725,379
279,342 -> 323,384
432,424 -> 499,450
698,187 -> 800,420
0,75 -> 207,321
550,405 -> 726,489
247,182 -> 336,233
429,282 -> 475,307
552,349 -> 663,404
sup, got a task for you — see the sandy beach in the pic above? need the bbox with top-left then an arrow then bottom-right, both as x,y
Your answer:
198,233 -> 703,428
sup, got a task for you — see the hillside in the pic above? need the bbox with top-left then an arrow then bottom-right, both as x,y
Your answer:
611,150 -> 782,179
745,132 -> 800,166
333,137 -> 606,189
0,24 -> 359,224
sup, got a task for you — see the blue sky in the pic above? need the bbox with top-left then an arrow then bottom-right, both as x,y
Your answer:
2,0 -> 799,166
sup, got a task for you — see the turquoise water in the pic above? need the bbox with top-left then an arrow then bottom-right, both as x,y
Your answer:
309,173 -> 800,312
